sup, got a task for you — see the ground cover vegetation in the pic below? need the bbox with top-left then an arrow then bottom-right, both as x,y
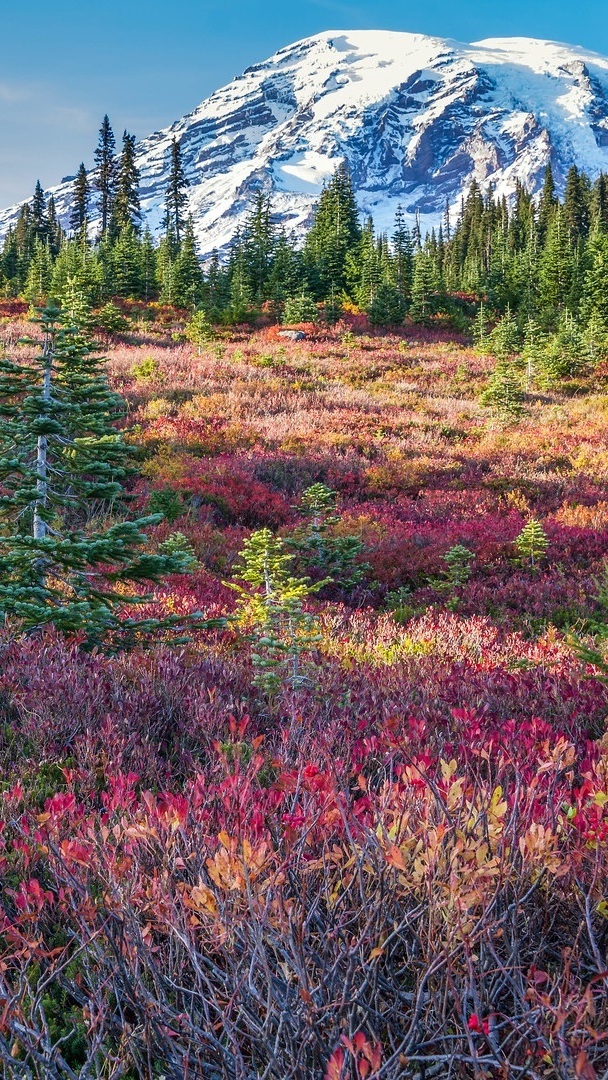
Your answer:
0,118 -> 607,1077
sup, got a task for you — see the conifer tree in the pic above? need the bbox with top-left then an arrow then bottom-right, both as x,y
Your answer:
537,163 -> 557,242
392,206 -> 413,301
352,216 -> 382,307
112,131 -> 141,235
522,317 -> 545,389
169,219 -> 203,307
535,310 -> 585,387
472,302 -> 489,351
163,137 -> 189,247
410,250 -> 440,322
11,205 -> 34,291
283,291 -> 318,325
51,236 -> 103,311
582,233 -> 608,325
184,309 -> 214,352
70,164 -> 90,237
539,208 -> 574,317
94,115 -> 117,236
488,306 -> 520,359
23,240 -> 54,305
563,165 -> 591,242
202,251 -> 231,318
286,483 -> 368,590
0,305 -> 192,643
367,283 -> 406,326
242,190 -> 274,302
225,238 -> 254,323
303,163 -> 360,298
0,227 -> 20,292
111,224 -> 143,298
156,233 -> 176,303
31,181 -> 48,245
266,233 -> 302,309
411,210 -> 422,251
140,228 -> 158,302
228,528 -> 323,694
480,361 -> 524,420
514,519 -> 549,567
46,196 -> 63,257
591,173 -> 608,234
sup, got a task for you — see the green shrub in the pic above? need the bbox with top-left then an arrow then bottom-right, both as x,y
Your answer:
131,355 -> 161,381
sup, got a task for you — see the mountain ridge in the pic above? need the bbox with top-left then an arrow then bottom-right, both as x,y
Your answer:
3,29 -> 608,253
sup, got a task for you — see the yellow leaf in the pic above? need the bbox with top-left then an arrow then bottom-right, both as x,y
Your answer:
441,759 -> 458,781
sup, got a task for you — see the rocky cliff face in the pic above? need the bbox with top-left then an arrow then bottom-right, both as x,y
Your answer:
4,30 -> 608,253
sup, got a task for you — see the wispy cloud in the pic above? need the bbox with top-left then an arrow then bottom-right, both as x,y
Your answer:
0,81 -> 32,104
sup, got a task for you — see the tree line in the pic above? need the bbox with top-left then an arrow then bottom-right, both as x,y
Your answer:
3,115 -> 608,333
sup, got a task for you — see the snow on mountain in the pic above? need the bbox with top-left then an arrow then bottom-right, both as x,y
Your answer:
4,29 -> 608,254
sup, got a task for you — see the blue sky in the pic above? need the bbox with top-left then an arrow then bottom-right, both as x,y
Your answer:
1,0 -> 608,207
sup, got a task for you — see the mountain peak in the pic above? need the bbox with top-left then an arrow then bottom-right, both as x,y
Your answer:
3,30 -> 608,253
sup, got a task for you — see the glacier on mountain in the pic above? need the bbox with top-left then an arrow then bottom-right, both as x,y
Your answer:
2,30 -> 608,254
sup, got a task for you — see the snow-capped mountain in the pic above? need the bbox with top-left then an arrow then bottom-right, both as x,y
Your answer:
4,30 -> 608,253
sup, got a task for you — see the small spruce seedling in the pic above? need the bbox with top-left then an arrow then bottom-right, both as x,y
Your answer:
514,519 -> 549,568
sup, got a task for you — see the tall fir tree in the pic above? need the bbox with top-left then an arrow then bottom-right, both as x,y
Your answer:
242,191 -> 274,303
31,181 -> 48,245
591,173 -> 608,234
70,164 -> 90,237
46,196 -> 63,257
392,206 -> 414,301
202,251 -> 231,317
563,164 -> 591,243
112,131 -> 141,236
582,233 -> 608,326
537,163 -> 557,242
266,232 -> 302,310
140,228 -> 158,302
163,137 -> 189,247
539,208 -> 575,318
302,162 -> 361,298
94,115 -> 117,237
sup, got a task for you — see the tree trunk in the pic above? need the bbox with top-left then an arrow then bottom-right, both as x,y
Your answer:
33,335 -> 52,541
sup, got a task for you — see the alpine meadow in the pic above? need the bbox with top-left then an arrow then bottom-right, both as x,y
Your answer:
1,22 -> 608,1080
